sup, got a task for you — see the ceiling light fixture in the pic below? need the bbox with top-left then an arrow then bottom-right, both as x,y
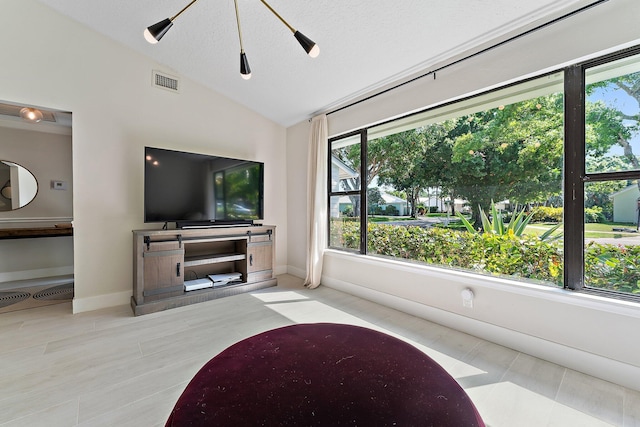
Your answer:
234,0 -> 251,80
19,107 -> 43,123
143,0 -> 319,79
257,0 -> 319,58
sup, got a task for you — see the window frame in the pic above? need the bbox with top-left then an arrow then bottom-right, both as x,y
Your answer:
328,129 -> 368,254
574,46 -> 640,299
327,44 -> 640,302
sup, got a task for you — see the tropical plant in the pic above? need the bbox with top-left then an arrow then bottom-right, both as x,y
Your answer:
455,201 -> 561,241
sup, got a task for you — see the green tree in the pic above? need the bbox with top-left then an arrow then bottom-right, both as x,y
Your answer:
586,73 -> 640,202
586,72 -> 640,171
448,95 -> 564,227
584,157 -> 633,221
370,130 -> 429,217
334,138 -> 390,217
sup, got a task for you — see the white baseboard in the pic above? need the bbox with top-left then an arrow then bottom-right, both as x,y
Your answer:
274,265 -> 289,276
286,265 -> 306,279
322,275 -> 640,393
0,266 -> 74,283
73,290 -> 132,314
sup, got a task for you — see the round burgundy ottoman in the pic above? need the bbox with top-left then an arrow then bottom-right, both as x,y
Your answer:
165,323 -> 484,426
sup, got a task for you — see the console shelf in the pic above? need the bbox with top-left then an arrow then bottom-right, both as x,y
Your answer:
131,225 -> 276,316
184,253 -> 246,267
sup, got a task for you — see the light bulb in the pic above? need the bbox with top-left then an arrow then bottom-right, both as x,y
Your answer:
144,28 -> 159,44
308,44 -> 320,58
19,107 -> 43,123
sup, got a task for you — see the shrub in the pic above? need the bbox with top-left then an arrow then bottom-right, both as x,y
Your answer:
366,222 -> 563,285
329,218 -> 359,249
334,221 -> 639,294
530,207 -> 563,223
584,241 -> 640,294
584,206 -> 605,223
342,206 -> 354,217
369,205 -> 384,215
384,205 -> 399,216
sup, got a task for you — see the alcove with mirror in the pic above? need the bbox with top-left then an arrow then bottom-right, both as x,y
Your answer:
0,160 -> 38,211
0,101 -> 74,313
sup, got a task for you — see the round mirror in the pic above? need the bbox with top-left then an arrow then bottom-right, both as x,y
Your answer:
0,160 -> 38,211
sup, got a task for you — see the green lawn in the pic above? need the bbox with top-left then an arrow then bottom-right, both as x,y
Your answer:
368,215 -> 638,239
526,222 -> 638,239
368,216 -> 416,223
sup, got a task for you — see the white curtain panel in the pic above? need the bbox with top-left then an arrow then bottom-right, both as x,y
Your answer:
304,114 -> 328,289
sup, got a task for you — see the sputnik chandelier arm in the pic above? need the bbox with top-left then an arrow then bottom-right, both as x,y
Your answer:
144,0 -> 199,44
143,0 -> 319,78
257,0 -> 319,58
234,0 -> 251,80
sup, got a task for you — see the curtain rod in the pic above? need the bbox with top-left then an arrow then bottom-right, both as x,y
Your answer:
325,0 -> 610,117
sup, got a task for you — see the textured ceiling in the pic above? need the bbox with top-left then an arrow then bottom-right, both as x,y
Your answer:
36,0 -> 596,126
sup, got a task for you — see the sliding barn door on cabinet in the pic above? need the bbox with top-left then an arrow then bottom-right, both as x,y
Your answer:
140,240 -> 185,303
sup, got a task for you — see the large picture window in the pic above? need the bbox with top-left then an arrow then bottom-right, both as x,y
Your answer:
328,46 -> 640,299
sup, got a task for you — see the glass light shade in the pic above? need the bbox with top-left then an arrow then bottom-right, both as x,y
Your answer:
294,31 -> 319,58
144,18 -> 173,44
19,107 -> 43,123
240,52 -> 252,80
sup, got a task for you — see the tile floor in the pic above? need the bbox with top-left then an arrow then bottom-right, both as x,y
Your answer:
0,274 -> 638,426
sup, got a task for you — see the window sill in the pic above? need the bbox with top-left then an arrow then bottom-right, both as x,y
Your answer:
324,249 -> 640,319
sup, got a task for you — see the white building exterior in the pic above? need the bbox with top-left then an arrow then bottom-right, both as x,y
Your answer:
611,183 -> 640,224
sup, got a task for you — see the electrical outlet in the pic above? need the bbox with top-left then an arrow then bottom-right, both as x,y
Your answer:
461,288 -> 474,308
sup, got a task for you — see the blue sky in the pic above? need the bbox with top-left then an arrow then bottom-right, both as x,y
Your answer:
587,81 -> 639,158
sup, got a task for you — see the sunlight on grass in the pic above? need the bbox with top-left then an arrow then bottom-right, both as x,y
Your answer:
525,223 -> 638,239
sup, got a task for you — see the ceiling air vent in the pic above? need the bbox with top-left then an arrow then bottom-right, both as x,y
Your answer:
152,70 -> 180,93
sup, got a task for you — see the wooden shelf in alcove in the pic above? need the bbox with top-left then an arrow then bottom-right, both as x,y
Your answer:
0,227 -> 73,240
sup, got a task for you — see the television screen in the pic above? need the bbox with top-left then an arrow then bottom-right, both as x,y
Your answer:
144,147 -> 264,225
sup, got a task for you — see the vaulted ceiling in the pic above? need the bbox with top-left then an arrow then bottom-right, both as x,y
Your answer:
36,0 -> 598,126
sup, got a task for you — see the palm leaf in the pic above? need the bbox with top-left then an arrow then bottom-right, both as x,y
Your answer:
480,205 -> 493,233
455,212 -> 477,234
509,207 -> 533,236
490,201 -> 504,235
540,223 -> 563,241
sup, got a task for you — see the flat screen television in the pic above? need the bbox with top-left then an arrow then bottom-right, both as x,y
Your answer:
144,147 -> 264,227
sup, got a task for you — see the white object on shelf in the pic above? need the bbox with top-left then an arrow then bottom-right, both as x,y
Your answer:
184,278 -> 213,291
208,272 -> 242,286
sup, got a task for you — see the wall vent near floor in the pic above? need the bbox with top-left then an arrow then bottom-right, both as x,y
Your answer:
33,283 -> 74,301
152,70 -> 180,93
0,291 -> 31,309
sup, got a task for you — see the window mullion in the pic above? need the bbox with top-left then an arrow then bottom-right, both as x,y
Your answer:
360,130 -> 368,254
563,64 -> 586,290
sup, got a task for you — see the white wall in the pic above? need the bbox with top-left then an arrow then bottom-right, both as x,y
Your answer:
0,0 -> 288,312
286,0 -> 640,391
286,120 -> 311,278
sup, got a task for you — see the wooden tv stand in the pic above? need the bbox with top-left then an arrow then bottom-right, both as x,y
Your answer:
131,225 -> 276,316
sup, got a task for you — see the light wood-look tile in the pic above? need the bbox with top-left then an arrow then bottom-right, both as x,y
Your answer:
0,274 -> 636,426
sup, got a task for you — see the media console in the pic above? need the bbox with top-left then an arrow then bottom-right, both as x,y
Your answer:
131,225 -> 276,316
